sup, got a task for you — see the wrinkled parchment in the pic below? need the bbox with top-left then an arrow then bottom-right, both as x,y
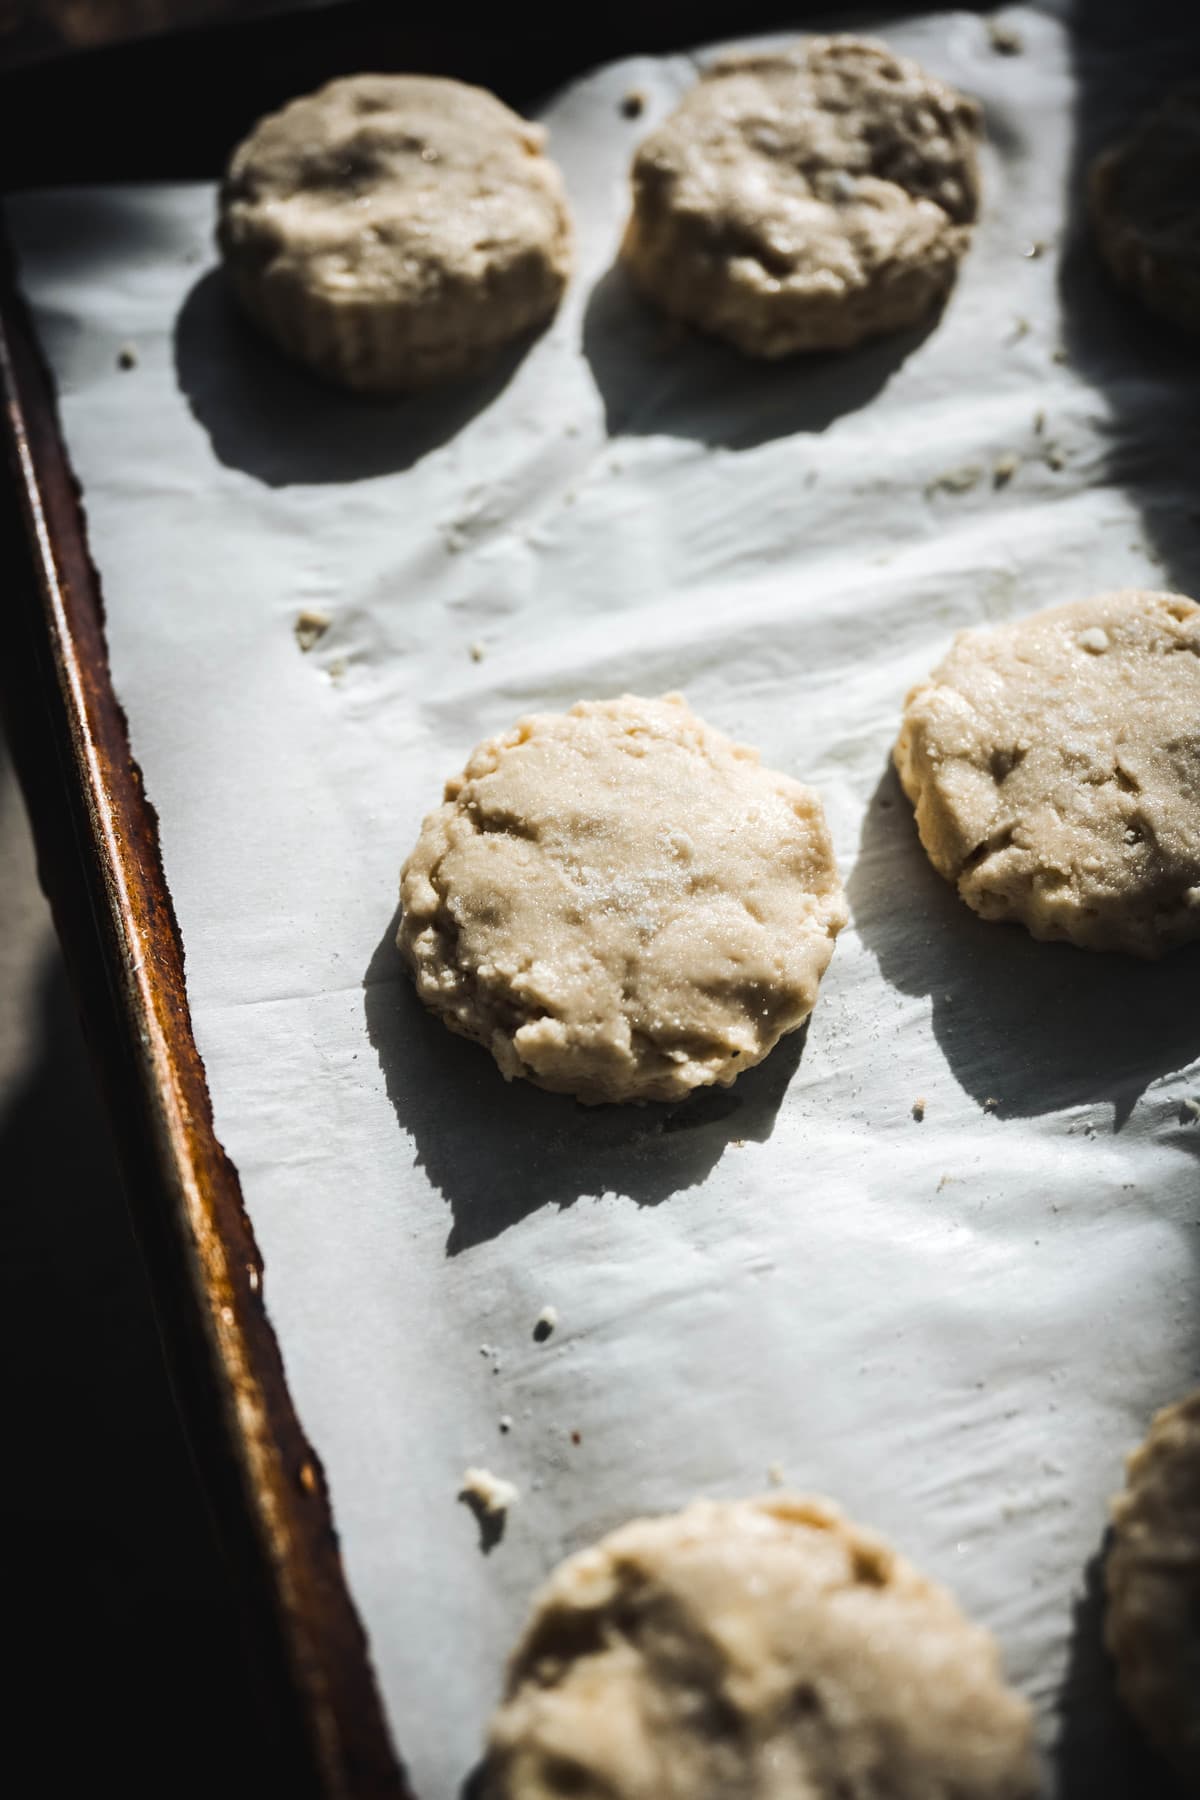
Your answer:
10,8 -> 1200,1794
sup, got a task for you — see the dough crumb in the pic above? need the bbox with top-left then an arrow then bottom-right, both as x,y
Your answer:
460,1467 -> 519,1528
117,342 -> 138,370
469,1471 -> 517,1511
988,19 -> 1024,54
534,1306 -> 559,1343
294,608 -> 331,652
912,1097 -> 927,1122
1179,1097 -> 1200,1124
993,451 -> 1021,488
767,1462 -> 785,1487
1023,239 -> 1046,259
499,1415 -> 513,1434
927,464 -> 982,498
983,1096 -> 1000,1112
1033,408 -> 1046,435
469,640 -> 486,663
1078,626 -> 1110,653
1042,442 -> 1067,469
621,88 -> 647,119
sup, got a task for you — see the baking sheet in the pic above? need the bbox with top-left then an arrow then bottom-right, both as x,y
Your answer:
10,6 -> 1200,1793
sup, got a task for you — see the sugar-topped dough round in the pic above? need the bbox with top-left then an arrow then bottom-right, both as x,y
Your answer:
1090,86 -> 1200,334
398,695 -> 846,1105
620,36 -> 982,358
218,74 -> 572,392
1106,1389 -> 1200,1784
895,590 -> 1200,957
479,1494 -> 1037,1800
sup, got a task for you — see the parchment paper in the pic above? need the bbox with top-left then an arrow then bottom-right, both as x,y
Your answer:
10,8 -> 1200,1794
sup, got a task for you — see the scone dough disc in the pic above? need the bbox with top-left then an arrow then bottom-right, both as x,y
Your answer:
398,694 -> 846,1105
1090,85 -> 1200,333
895,590 -> 1200,956
619,35 -> 982,357
218,74 -> 572,391
1106,1389 -> 1200,1785
480,1494 -> 1037,1800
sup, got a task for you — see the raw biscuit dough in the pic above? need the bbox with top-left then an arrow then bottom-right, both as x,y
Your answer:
218,74 -> 572,391
1090,85 -> 1200,334
1106,1388 -> 1200,1786
479,1494 -> 1037,1800
894,590 -> 1200,956
398,694 -> 846,1105
620,36 -> 982,357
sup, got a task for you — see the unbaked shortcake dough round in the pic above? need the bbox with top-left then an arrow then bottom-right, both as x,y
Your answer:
894,590 -> 1200,957
398,694 -> 846,1105
620,36 -> 982,358
218,74 -> 572,392
1090,86 -> 1200,334
479,1494 -> 1037,1800
1106,1389 -> 1200,1785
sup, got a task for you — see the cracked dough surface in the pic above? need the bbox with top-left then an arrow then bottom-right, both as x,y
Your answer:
894,590 -> 1200,956
479,1494 -> 1036,1800
1090,85 -> 1200,334
1106,1389 -> 1200,1786
398,695 -> 845,1105
619,35 -> 981,357
218,74 -> 572,392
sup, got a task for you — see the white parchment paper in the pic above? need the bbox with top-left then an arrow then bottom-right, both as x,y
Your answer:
10,8 -> 1200,1794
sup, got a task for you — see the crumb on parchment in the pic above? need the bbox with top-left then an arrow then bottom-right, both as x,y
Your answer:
988,19 -> 1023,54
534,1306 -> 559,1342
621,88 -> 647,119
461,1466 -> 517,1513
912,1097 -> 927,1122
117,343 -> 138,370
294,608 -> 330,652
926,465 -> 981,498
460,1467 -> 519,1543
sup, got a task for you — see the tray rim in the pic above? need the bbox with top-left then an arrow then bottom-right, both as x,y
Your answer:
0,233 -> 412,1800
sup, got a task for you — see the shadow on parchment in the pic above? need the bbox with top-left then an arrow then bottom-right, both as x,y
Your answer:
849,764 -> 1200,1125
580,260 -> 940,450
174,268 -> 535,487
1054,1534 -> 1183,1800
363,906 -> 803,1256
